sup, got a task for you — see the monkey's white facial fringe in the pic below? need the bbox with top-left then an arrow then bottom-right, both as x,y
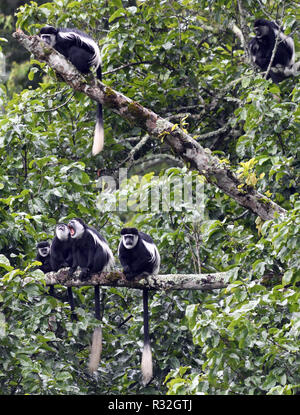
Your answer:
141,343 -> 153,386
40,33 -> 56,47
69,220 -> 85,239
92,120 -> 104,155
122,234 -> 139,249
88,326 -> 102,373
39,248 -> 50,257
56,226 -> 69,241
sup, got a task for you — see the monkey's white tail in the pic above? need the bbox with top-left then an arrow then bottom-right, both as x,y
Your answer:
141,342 -> 153,386
88,326 -> 102,373
92,103 -> 104,155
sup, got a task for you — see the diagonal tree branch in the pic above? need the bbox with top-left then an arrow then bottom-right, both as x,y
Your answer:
13,30 -> 286,221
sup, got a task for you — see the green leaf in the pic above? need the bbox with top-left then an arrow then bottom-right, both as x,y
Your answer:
109,8 -> 126,23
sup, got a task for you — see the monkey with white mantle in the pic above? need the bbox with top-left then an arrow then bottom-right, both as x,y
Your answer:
39,25 -> 104,154
118,227 -> 160,386
68,218 -> 115,373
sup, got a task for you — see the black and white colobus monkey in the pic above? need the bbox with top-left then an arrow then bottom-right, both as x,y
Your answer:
50,223 -> 77,321
249,19 -> 298,83
36,241 -> 54,296
50,223 -> 73,271
118,228 -> 160,386
39,26 -> 104,155
67,218 -> 114,280
68,218 -> 114,373
36,241 -> 52,273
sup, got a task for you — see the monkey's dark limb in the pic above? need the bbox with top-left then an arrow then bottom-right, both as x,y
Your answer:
94,285 -> 101,320
48,285 -> 55,296
141,288 -> 153,386
46,289 -> 69,302
100,289 -> 105,320
143,289 -> 149,346
118,314 -> 133,329
88,285 -> 103,373
67,287 -> 77,322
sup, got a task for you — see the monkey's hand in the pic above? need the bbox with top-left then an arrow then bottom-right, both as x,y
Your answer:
124,271 -> 140,281
272,64 -> 284,73
123,270 -> 134,281
125,270 -> 150,281
68,267 -> 77,277
79,267 -> 90,280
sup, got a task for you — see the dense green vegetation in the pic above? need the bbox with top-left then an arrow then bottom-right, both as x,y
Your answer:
0,0 -> 299,395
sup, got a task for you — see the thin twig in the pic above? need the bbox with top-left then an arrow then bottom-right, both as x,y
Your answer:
103,61 -> 154,76
34,92 -> 75,113
264,3 -> 286,80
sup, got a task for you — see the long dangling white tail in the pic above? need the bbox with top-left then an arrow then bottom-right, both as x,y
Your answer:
88,326 -> 102,373
141,342 -> 153,386
92,103 -> 104,155
141,289 -> 153,385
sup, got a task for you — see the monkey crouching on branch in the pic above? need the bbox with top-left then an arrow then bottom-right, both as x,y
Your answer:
67,218 -> 115,373
50,223 -> 77,320
249,19 -> 299,83
67,218 -> 114,280
39,25 -> 104,154
50,223 -> 73,271
118,227 -> 160,386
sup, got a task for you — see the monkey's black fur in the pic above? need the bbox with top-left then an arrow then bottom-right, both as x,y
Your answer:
249,19 -> 296,83
67,218 -> 114,280
50,223 -> 77,320
118,227 -> 160,385
119,228 -> 160,281
66,218 -> 114,373
36,241 -> 52,273
50,223 -> 73,271
39,26 -> 104,154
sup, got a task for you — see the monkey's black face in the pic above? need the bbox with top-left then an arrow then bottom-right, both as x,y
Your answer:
40,27 -> 57,47
122,234 -> 139,250
37,241 -> 50,257
68,219 -> 85,239
254,24 -> 269,39
40,33 -> 56,47
39,247 -> 50,257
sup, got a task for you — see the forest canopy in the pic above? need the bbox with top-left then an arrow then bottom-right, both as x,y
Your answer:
0,0 -> 299,396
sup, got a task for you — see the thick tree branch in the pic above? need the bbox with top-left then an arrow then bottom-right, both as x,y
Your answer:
43,268 -> 228,291
40,269 -> 283,290
13,30 -> 287,221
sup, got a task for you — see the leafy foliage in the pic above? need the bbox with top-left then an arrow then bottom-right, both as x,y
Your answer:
0,0 -> 299,395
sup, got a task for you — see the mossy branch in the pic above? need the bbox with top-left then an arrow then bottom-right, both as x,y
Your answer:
13,29 -> 286,221
43,268 -> 228,291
